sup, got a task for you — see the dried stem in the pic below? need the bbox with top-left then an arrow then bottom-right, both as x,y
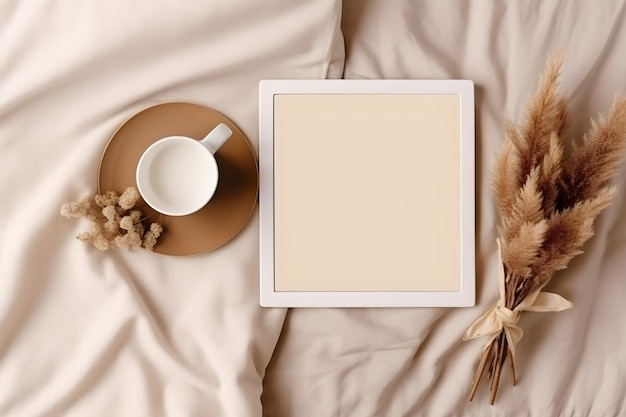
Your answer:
468,341 -> 494,401
490,334 -> 508,404
510,353 -> 517,386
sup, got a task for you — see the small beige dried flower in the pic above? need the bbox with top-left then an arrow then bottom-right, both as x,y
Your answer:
61,187 -> 163,252
142,223 -> 164,251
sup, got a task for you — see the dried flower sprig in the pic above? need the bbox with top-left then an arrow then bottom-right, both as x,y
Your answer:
61,187 -> 163,251
464,53 -> 626,404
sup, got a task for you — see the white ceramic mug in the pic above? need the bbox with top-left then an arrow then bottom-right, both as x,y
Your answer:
136,123 -> 233,216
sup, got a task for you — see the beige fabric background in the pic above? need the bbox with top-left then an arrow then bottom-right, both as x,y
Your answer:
1,0 -> 626,416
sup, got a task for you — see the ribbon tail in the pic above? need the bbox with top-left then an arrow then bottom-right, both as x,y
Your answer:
496,239 -> 506,304
464,240 -> 508,350
463,307 -> 499,341
525,291 -> 573,312
463,307 -> 504,351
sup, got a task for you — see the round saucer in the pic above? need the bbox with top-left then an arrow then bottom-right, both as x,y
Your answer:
98,102 -> 258,256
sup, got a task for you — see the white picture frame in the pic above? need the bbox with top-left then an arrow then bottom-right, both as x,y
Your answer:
259,79 -> 475,307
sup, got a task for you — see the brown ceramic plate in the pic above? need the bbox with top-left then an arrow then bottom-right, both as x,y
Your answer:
98,102 -> 258,256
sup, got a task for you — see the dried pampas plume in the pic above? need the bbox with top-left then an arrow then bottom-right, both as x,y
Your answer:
465,52 -> 626,404
61,187 -> 163,251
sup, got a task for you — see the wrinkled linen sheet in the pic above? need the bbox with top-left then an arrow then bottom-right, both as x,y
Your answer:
262,1 -> 626,416
0,1 -> 343,416
2,0 -> 626,416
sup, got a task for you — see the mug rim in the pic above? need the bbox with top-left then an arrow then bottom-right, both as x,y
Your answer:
136,136 -> 219,216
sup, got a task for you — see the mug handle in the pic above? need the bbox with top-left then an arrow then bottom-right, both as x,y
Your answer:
200,123 -> 233,154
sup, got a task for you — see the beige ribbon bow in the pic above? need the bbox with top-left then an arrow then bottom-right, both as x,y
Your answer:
463,240 -> 573,360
